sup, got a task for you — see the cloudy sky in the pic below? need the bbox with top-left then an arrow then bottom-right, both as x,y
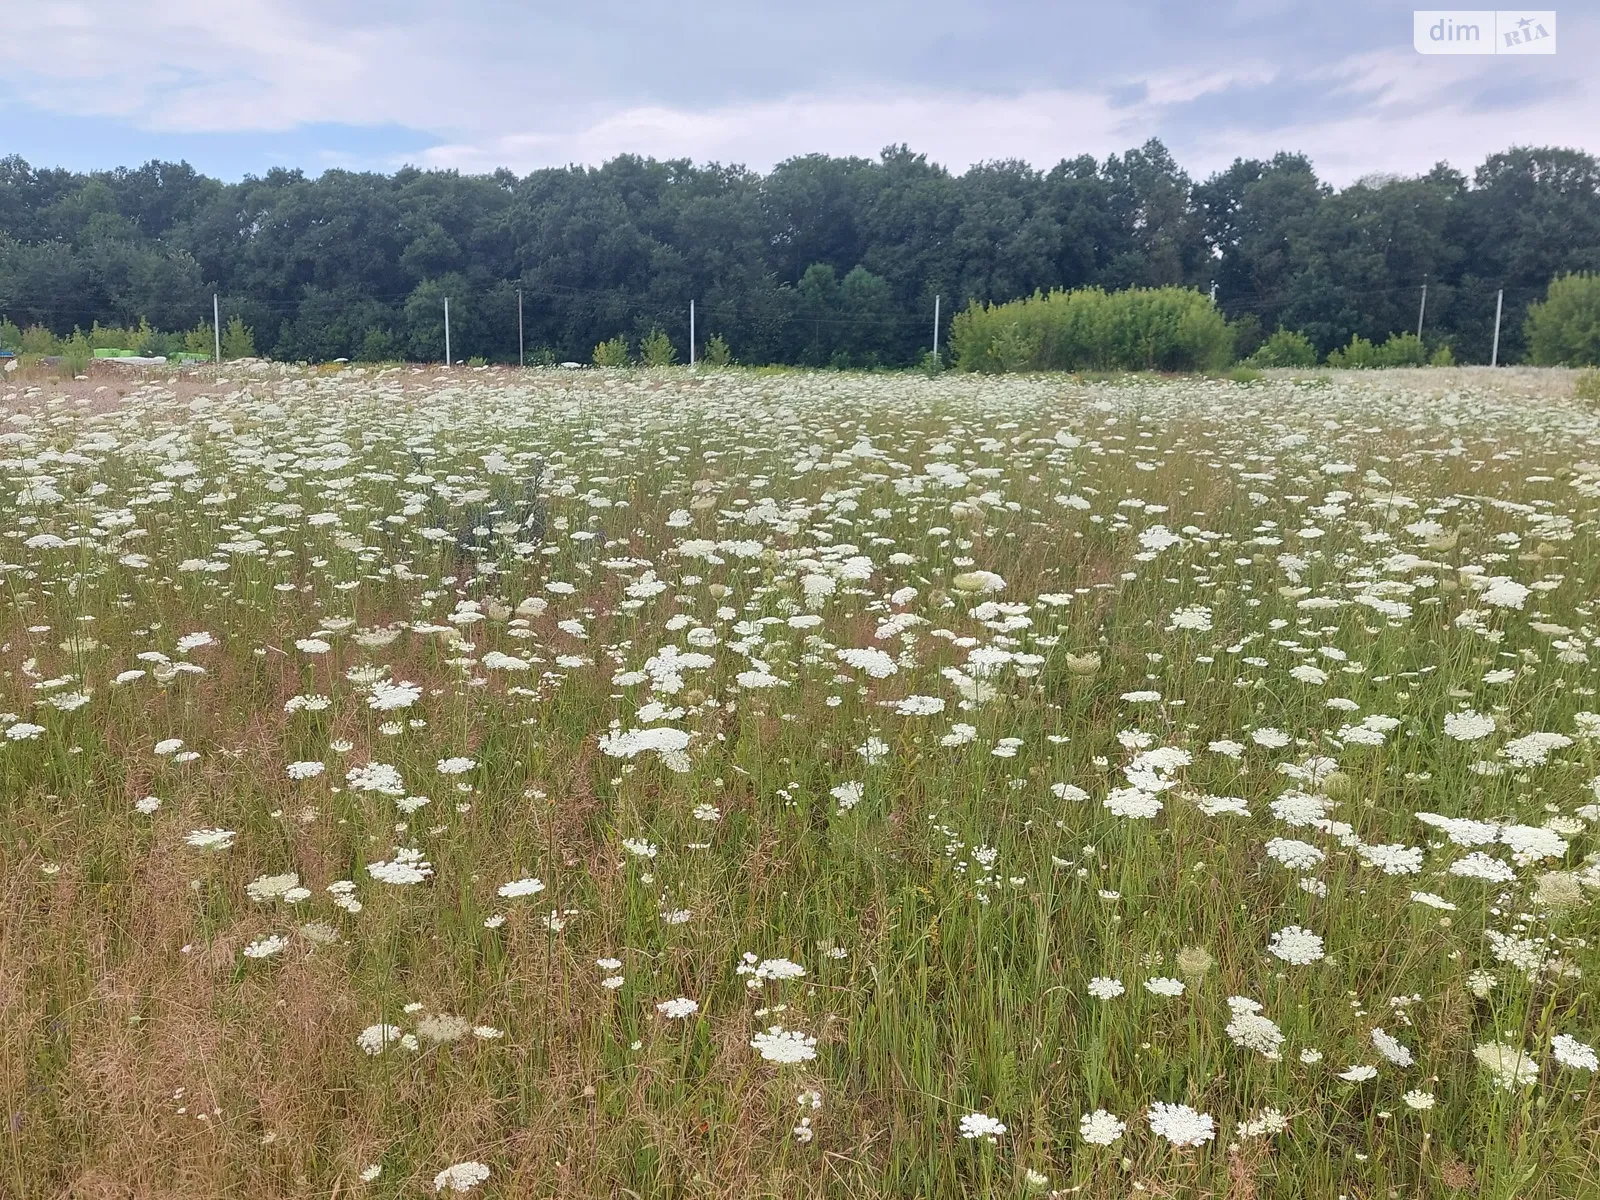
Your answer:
4,1 -> 1595,184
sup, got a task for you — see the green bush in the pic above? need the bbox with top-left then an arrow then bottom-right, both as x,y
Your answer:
59,330 -> 92,377
1247,328 -> 1318,368
221,315 -> 257,360
1377,332 -> 1428,366
138,329 -> 180,358
0,316 -> 252,363
1576,368 -> 1600,402
1230,313 -> 1265,361
1525,273 -> 1600,365
358,327 -> 399,363
593,335 -> 630,367
88,320 -> 146,351
703,334 -> 733,367
990,323 -> 1042,372
1227,366 -> 1264,383
950,286 -> 1232,374
184,321 -> 216,358
20,325 -> 60,355
1325,335 -> 1377,369
1430,343 -> 1456,366
639,328 -> 677,366
1327,332 -> 1429,369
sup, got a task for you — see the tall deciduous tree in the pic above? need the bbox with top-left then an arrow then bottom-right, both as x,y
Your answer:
0,143 -> 1594,365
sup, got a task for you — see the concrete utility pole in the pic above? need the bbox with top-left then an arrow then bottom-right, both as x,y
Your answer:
517,289 -> 524,367
932,295 -> 940,356
444,297 -> 451,367
213,293 -> 222,363
1416,280 -> 1428,338
689,299 -> 696,365
1490,288 -> 1504,367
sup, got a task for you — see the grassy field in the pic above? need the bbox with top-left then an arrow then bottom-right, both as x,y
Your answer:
3,363 -> 1599,1198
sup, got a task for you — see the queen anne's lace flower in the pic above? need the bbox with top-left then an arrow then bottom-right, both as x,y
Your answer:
367,848 -> 433,885
1147,1102 -> 1215,1147
958,1112 -> 1007,1141
1552,1035 -> 1598,1072
1268,925 -> 1326,965
750,1025 -> 817,1064
1078,1109 -> 1126,1145
433,1161 -> 490,1193
1474,1041 -> 1539,1090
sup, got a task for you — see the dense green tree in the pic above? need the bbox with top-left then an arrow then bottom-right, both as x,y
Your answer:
838,265 -> 897,366
762,154 -> 874,286
1099,140 -> 1203,288
1277,171 -> 1462,355
952,159 -> 1061,308
1525,273 -> 1600,365
795,263 -> 841,367
0,143 -> 1594,365
1448,149 -> 1600,362
1195,153 -> 1328,332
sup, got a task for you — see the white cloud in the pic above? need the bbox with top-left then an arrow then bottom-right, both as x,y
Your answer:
417,56 -> 1598,184
416,88 -> 1140,173
8,1 -> 1598,182
16,0 -> 493,133
1175,45 -> 1600,182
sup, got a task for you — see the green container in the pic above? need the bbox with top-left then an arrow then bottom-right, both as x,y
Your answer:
92,348 -> 138,358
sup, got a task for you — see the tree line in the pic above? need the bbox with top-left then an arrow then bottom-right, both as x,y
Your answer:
0,141 -> 1596,367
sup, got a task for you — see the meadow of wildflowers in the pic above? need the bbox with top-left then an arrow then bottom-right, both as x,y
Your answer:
3,363 -> 1599,1197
